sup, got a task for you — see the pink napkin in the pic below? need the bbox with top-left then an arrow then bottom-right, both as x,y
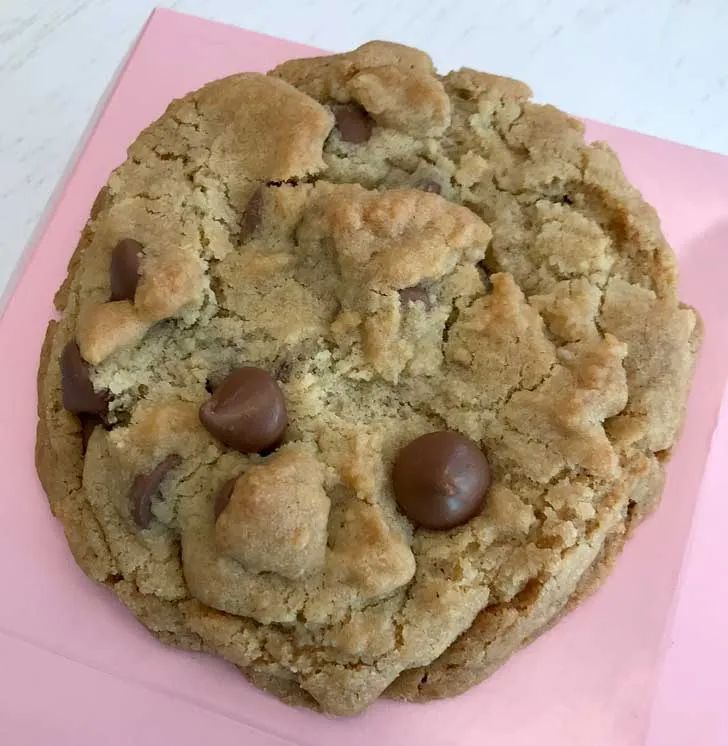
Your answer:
1,9 -> 726,745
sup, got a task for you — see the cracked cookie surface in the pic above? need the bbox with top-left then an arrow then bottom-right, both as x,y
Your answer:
37,41 -> 701,715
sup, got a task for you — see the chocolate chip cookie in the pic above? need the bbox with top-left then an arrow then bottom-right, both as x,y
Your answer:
36,41 -> 702,715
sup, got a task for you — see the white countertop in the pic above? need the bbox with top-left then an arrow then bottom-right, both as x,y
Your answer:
1,0 -> 727,293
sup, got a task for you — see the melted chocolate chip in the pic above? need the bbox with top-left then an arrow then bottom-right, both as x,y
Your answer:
399,286 -> 431,308
199,367 -> 287,454
110,239 -> 142,301
129,454 -> 181,528
240,186 -> 264,242
213,477 -> 238,519
417,179 -> 442,194
333,104 -> 373,144
392,431 -> 490,530
60,342 -> 109,416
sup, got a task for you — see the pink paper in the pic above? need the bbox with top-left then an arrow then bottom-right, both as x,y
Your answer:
1,9 -> 727,745
645,384 -> 728,746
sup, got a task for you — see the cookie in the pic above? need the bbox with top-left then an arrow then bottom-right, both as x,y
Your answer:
36,41 -> 701,716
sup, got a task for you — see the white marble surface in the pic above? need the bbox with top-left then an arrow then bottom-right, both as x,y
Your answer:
1,0 -> 727,292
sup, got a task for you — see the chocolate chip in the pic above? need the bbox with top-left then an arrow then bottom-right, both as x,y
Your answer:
110,239 -> 142,301
392,431 -> 490,530
199,367 -> 287,454
417,179 -> 442,194
333,104 -> 373,144
129,454 -> 181,528
240,186 -> 264,242
213,477 -> 237,519
399,286 -> 431,308
60,341 -> 109,416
